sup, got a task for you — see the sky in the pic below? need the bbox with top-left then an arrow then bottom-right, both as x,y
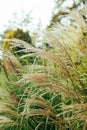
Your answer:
0,0 -> 74,33
0,0 -> 55,33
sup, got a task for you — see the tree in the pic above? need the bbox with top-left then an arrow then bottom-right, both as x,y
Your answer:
5,11 -> 32,31
0,11 -> 32,42
2,28 -> 33,66
49,0 -> 87,27
3,28 -> 32,52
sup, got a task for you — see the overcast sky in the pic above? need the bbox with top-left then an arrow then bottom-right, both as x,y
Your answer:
0,0 -> 74,33
0,0 -> 55,32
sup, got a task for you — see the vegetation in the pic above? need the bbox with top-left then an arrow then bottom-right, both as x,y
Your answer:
2,29 -> 37,65
49,0 -> 87,28
2,28 -> 32,51
0,2 -> 87,130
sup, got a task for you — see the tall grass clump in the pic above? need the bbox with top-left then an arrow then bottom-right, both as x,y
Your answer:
0,7 -> 87,130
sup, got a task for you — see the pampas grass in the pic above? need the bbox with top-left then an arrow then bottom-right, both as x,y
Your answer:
0,7 -> 87,130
